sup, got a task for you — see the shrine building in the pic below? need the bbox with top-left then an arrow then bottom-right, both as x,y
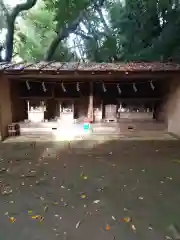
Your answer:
0,61 -> 180,140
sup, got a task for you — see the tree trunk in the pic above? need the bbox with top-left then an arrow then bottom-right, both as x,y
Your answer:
45,29 -> 73,61
4,0 -> 37,62
5,17 -> 15,62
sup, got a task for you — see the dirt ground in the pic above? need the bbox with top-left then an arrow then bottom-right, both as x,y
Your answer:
0,138 -> 180,240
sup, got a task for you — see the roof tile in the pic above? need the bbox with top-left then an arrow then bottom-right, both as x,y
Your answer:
0,61 -> 180,73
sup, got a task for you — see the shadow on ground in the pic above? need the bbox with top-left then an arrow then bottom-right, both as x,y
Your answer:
0,139 -> 180,240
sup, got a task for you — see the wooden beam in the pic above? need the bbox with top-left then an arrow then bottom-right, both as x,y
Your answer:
6,71 -> 175,81
116,98 -> 161,101
19,96 -> 53,99
0,76 -> 13,141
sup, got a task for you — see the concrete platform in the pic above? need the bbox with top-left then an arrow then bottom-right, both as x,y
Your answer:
3,120 -> 171,142
4,130 -> 176,143
18,120 -> 167,135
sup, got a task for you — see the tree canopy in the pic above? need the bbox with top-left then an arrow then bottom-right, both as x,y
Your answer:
1,0 -> 180,62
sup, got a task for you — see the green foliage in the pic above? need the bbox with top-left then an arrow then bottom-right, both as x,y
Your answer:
83,0 -> 180,62
44,0 -> 90,30
0,0 -> 8,33
13,0 -> 180,62
14,1 -> 75,61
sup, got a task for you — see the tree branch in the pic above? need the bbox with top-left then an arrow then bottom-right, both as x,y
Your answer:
75,30 -> 93,39
96,7 -> 111,34
11,0 -> 37,19
5,0 -> 38,62
0,0 -> 9,18
82,11 -> 110,39
45,0 -> 106,61
82,17 -> 99,41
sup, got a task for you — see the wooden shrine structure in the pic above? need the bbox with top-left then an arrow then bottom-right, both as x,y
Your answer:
0,61 -> 180,140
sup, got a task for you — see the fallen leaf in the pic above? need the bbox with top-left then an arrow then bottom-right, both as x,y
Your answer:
165,236 -> 172,240
81,194 -> 86,199
97,188 -> 104,192
131,224 -> 136,231
9,217 -> 16,223
86,211 -> 92,216
148,224 -> 153,230
76,220 -> 81,229
44,205 -> 48,212
2,186 -> 12,195
63,202 -> 68,207
39,216 -> 44,222
123,217 -> 131,223
105,224 -> 111,230
31,215 -> 44,222
166,177 -> 172,180
28,210 -> 33,215
31,215 -> 40,219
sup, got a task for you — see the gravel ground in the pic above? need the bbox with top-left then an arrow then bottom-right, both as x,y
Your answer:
0,138 -> 180,240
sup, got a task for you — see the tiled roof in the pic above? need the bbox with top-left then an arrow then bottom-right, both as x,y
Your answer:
1,61 -> 180,73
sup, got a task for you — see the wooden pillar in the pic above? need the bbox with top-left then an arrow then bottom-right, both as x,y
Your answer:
11,82 -> 27,122
0,75 -> 13,141
87,82 -> 94,122
59,101 -> 61,118
27,100 -> 30,112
